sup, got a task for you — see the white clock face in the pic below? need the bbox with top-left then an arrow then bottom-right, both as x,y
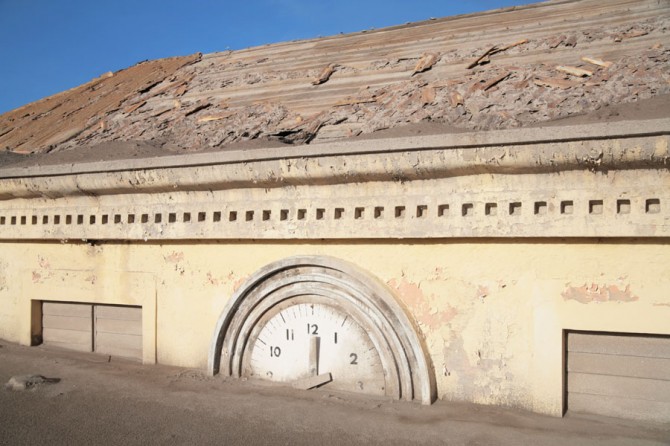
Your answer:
212,258 -> 435,404
244,301 -> 386,396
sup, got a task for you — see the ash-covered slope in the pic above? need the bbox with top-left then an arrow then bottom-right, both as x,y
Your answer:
0,0 -> 668,166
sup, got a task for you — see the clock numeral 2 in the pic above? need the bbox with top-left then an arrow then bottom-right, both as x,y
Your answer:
350,353 -> 358,365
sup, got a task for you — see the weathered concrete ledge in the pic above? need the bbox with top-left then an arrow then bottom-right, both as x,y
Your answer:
0,119 -> 668,200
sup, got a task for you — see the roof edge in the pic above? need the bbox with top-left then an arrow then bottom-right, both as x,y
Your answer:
1,118 -> 668,180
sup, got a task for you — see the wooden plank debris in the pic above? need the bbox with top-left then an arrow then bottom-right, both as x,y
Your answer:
411,52 -> 439,76
499,38 -> 529,52
448,91 -> 464,107
312,64 -> 336,85
271,111 -> 328,144
145,75 -> 193,98
184,101 -> 211,116
467,39 -> 528,69
467,46 -> 498,69
174,83 -> 189,97
2,1 -> 669,154
556,65 -> 593,77
124,101 -> 147,114
580,57 -> 613,68
420,86 -> 436,104
565,35 -> 578,47
548,35 -> 566,49
483,72 -> 512,91
197,113 -> 234,123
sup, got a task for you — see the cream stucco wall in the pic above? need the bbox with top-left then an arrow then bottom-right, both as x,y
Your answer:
0,240 -> 668,416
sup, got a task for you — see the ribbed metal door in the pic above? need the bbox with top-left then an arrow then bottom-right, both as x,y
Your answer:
566,332 -> 670,423
94,305 -> 142,361
42,302 -> 142,361
42,302 -> 93,352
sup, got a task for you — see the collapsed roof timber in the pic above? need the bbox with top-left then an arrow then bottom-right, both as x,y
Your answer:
0,0 -> 668,164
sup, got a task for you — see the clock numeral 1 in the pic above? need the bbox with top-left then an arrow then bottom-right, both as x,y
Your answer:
334,332 -> 338,344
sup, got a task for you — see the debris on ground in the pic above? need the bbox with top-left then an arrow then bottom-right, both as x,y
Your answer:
580,56 -> 613,68
482,72 -> 512,91
5,375 -> 61,391
556,65 -> 593,77
312,64 -> 337,85
466,39 -> 528,69
411,53 -> 440,76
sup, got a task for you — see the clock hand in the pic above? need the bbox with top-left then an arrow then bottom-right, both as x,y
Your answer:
291,372 -> 332,390
309,336 -> 320,376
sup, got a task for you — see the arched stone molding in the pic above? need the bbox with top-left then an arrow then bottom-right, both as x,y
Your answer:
208,255 -> 436,404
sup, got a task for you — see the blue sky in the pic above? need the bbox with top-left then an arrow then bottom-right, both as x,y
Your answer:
0,0 -> 529,115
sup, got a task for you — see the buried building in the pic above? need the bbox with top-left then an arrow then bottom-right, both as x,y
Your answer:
0,0 -> 669,423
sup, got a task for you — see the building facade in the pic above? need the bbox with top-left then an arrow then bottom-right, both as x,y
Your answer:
0,0 -> 669,424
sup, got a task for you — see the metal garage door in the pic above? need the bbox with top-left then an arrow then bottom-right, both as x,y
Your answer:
42,302 -> 93,352
42,302 -> 142,361
566,332 -> 670,423
94,305 -> 142,360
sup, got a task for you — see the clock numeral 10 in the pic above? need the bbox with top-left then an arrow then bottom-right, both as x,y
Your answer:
270,346 -> 281,357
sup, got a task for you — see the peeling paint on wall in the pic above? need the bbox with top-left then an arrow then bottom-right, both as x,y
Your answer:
231,275 -> 249,293
387,278 -> 457,330
32,255 -> 53,283
37,255 -> 51,269
205,272 -> 219,286
475,285 -> 489,300
164,251 -> 186,275
1,240 -> 668,417
164,251 -> 185,263
562,283 -> 639,303
31,271 -> 43,283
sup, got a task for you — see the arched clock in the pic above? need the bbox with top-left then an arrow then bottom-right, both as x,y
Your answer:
208,256 -> 436,404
